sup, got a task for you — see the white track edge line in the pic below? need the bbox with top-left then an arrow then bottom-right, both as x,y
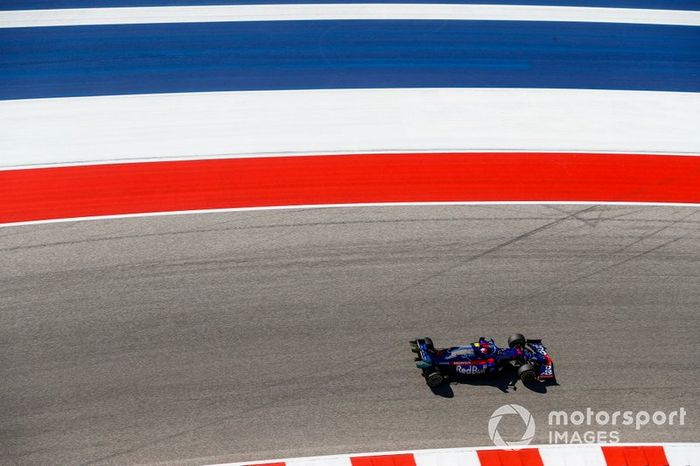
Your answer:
3,202 -> 700,229
2,4 -> 700,28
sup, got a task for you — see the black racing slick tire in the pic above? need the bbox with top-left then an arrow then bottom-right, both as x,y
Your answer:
508,333 -> 526,348
425,370 -> 444,388
518,364 -> 537,382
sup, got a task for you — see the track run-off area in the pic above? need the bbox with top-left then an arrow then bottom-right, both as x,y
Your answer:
1,0 -> 700,465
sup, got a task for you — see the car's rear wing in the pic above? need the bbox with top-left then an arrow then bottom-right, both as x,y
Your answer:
410,339 -> 434,369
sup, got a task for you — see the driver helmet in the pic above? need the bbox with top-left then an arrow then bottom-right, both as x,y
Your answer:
478,338 -> 494,355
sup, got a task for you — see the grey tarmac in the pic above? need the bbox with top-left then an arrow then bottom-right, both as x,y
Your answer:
2,205 -> 699,465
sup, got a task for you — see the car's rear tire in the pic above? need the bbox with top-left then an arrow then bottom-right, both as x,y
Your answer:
508,333 -> 526,348
425,370 -> 444,388
518,363 -> 537,382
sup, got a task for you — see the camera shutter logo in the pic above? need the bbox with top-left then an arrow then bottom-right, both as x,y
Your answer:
488,404 -> 536,446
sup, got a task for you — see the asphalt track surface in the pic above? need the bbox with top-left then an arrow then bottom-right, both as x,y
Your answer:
2,205 -> 700,465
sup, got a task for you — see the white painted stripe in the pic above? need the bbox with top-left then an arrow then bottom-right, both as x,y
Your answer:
664,443 -> 700,466
287,456 -> 352,466
413,448 -> 481,466
1,4 -> 699,28
539,444 -> 607,466
4,201 -> 700,229
1,88 -> 698,170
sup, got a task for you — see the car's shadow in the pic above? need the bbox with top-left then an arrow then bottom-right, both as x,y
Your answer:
429,366 -> 558,398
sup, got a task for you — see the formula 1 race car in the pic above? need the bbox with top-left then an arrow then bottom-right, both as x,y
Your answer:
410,334 -> 554,388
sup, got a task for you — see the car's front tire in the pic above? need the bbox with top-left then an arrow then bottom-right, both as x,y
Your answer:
518,363 -> 537,382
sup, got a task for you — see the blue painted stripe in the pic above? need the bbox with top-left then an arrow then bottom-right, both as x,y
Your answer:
2,0 -> 700,10
2,21 -> 699,100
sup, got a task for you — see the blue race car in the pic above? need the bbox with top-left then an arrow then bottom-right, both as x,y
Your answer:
410,334 -> 554,388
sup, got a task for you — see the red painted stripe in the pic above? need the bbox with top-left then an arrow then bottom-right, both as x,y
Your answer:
602,445 -> 669,466
2,152 -> 700,225
477,448 -> 544,466
351,453 -> 416,466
